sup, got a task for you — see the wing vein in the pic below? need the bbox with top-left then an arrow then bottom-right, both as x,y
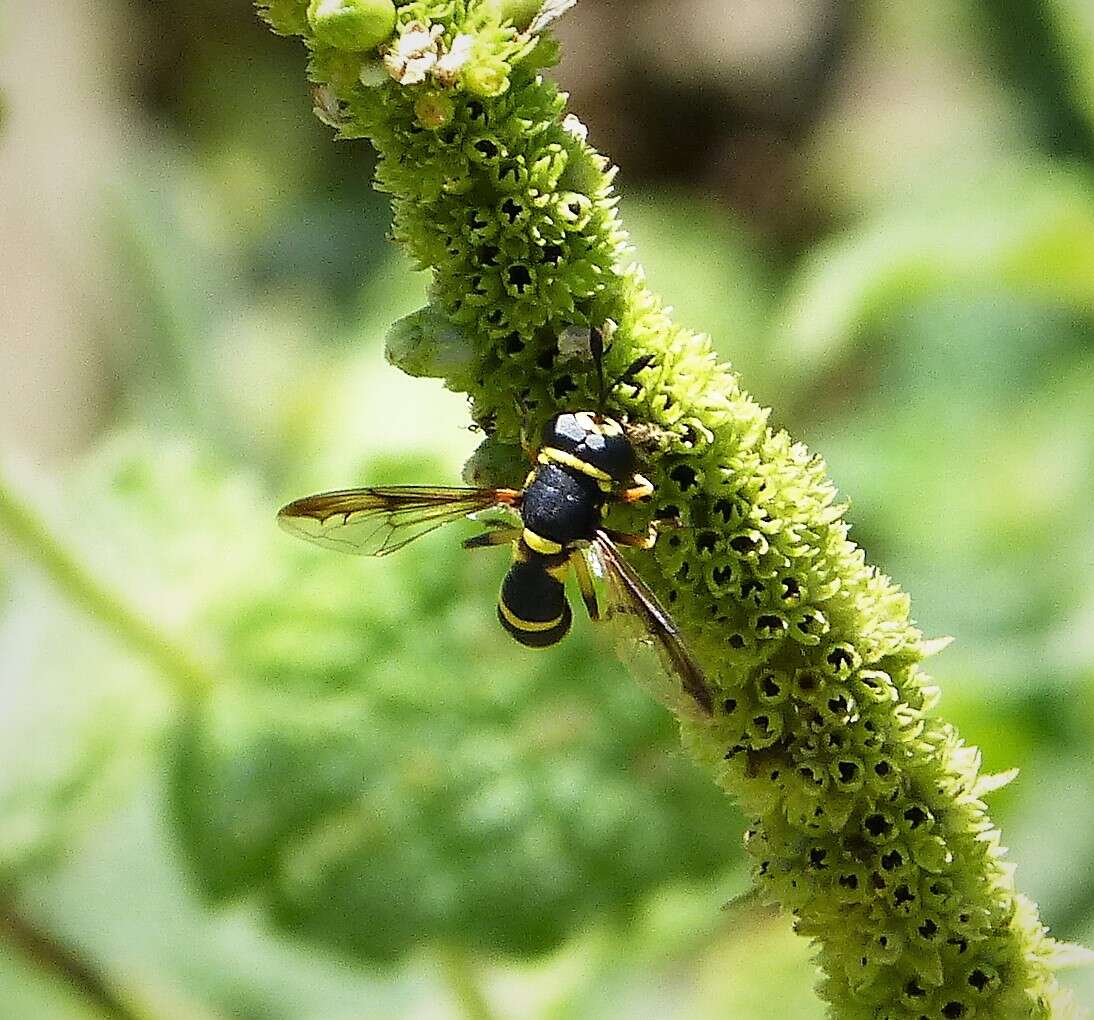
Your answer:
278,486 -> 512,556
593,531 -> 713,717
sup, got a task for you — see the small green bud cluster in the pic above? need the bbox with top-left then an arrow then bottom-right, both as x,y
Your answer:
262,0 -> 565,133
307,0 -> 396,52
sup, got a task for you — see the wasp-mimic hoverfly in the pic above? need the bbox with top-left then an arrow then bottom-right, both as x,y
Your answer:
277,337 -> 713,719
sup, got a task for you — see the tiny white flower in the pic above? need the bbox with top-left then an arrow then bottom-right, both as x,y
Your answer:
435,33 -> 475,84
527,0 -> 578,35
384,22 -> 444,84
562,113 -> 588,142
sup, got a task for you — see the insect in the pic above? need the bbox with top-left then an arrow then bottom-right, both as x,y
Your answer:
277,336 -> 713,719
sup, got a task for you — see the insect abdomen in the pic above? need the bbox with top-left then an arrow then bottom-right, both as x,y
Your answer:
497,556 -> 572,648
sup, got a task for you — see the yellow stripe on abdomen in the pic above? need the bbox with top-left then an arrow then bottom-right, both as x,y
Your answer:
498,598 -> 566,633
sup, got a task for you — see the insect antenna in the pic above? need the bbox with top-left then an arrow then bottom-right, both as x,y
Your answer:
610,353 -> 656,396
588,320 -> 656,418
591,324 -> 608,420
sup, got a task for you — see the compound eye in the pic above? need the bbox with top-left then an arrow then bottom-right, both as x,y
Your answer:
543,412 -> 587,451
601,434 -> 640,481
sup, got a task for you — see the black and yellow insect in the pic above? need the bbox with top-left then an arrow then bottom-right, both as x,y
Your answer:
278,407 -> 713,718
278,336 -> 713,717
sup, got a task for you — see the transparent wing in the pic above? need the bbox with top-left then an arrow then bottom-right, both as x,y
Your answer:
590,531 -> 713,720
277,486 -> 516,556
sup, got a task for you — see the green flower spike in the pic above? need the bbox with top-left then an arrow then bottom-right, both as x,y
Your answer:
262,1 -> 1083,1016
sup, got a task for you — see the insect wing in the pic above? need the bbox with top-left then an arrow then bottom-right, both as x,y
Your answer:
590,532 -> 713,719
277,486 -> 513,556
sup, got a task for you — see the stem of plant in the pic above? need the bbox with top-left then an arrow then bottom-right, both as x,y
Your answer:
437,942 -> 500,1020
257,1 -> 1077,1015
0,900 -> 147,1020
0,468 -> 216,704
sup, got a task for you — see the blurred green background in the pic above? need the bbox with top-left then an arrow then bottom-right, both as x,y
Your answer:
2,0 -> 1093,1016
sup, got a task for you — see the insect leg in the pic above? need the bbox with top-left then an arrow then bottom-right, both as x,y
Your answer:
601,526 -> 657,550
619,473 -> 654,503
570,550 -> 600,621
463,527 -> 523,550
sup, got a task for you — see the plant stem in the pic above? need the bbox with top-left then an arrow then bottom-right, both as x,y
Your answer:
0,901 -> 146,1020
0,468 -> 216,702
437,943 -> 499,1020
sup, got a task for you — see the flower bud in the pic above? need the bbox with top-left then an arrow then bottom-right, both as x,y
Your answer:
462,57 -> 510,98
306,0 -> 395,52
414,91 -> 455,130
484,0 -> 543,30
384,305 -> 476,389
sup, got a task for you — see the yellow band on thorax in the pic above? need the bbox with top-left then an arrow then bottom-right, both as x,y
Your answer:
498,598 -> 565,633
539,447 -> 613,484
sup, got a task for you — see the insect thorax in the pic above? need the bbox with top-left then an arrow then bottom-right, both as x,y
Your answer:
521,462 -> 606,548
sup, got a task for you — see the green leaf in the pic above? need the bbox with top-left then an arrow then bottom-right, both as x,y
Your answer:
171,569 -> 744,961
1046,0 -> 1094,136
0,941 -> 118,1020
771,163 -> 1094,400
814,324 -> 1094,703
0,468 -> 172,883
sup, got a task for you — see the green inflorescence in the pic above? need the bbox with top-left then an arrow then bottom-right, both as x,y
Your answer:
261,1 -> 1078,1015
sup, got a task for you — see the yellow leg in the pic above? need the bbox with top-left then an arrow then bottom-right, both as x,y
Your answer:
620,473 -> 654,503
602,526 -> 657,550
570,550 -> 600,621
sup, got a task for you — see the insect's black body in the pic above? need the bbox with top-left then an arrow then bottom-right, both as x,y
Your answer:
498,411 -> 648,647
519,462 -> 604,549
